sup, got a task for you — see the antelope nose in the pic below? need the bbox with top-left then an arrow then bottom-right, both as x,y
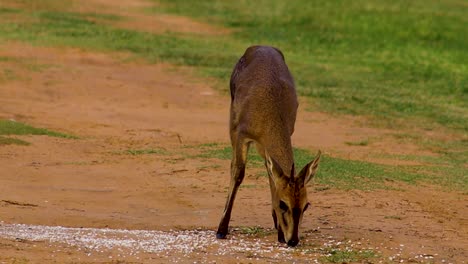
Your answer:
287,239 -> 299,247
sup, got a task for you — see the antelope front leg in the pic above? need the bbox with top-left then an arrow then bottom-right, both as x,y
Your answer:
272,209 -> 286,243
216,139 -> 248,239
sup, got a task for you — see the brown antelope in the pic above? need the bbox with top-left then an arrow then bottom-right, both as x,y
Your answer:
216,45 -> 321,247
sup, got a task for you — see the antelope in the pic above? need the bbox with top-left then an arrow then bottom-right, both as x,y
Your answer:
216,45 -> 321,247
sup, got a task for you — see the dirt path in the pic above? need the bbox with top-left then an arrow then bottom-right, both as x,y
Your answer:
0,1 -> 467,263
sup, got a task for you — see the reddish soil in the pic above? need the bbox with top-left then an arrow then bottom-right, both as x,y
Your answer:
0,1 -> 467,263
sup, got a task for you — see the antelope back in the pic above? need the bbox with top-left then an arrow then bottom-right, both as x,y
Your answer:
229,45 -> 298,173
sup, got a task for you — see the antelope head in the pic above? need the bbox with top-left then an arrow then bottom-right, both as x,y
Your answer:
266,151 -> 321,247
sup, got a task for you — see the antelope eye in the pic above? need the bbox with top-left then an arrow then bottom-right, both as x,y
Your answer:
279,200 -> 288,212
303,202 -> 310,212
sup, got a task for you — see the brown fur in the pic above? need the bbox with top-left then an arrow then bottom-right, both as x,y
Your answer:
229,45 -> 297,174
216,46 -> 321,247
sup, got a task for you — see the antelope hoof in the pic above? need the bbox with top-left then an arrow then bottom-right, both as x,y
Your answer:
287,239 -> 299,247
278,236 -> 286,244
277,231 -> 286,243
216,232 -> 227,239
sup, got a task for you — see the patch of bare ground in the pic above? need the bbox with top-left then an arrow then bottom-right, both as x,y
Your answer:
0,42 -> 226,140
0,41 -> 466,263
294,107 -> 444,166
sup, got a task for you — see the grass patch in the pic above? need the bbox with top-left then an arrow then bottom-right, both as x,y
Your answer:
0,9 -> 240,83
0,7 -> 21,14
197,164 -> 221,170
0,68 -> 20,82
194,143 -> 264,167
0,120 -> 77,139
191,144 -> 467,191
234,226 -> 274,237
80,12 -> 122,22
320,248 -> 378,263
376,153 -> 446,165
316,154 -> 424,190
6,0 -> 77,12
0,56 -> 52,83
124,148 -> 167,155
0,56 -> 14,62
345,139 -> 369,146
375,142 -> 467,191
384,215 -> 403,220
0,135 -> 30,146
155,0 -> 468,132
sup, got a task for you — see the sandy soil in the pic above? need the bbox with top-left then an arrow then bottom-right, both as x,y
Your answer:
0,0 -> 467,263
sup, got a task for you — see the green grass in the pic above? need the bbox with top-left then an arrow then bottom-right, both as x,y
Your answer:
80,12 -> 122,22
0,68 -> 19,82
0,7 -> 21,14
345,139 -> 369,146
234,226 -> 274,237
320,248 -> 378,263
306,151 -> 427,190
0,56 -> 52,83
0,135 -> 30,146
0,10 -> 239,77
194,143 -> 264,166
0,119 -> 76,139
124,148 -> 167,155
378,136 -> 468,190
5,0 -> 77,12
384,215 -> 403,220
154,0 -> 467,132
193,144 -> 446,190
196,142 -> 467,190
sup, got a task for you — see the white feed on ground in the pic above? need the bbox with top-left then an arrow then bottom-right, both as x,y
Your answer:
0,222 -> 446,262
0,222 -> 295,260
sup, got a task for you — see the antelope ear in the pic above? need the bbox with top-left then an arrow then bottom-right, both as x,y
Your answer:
297,150 -> 322,185
266,154 -> 284,186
